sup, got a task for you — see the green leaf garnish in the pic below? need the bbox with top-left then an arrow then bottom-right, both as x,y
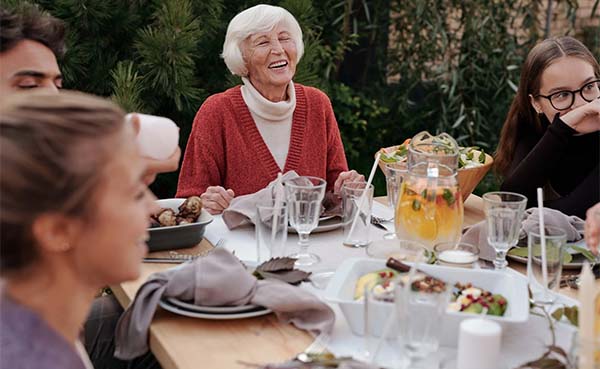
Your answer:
412,199 -> 421,211
442,189 -> 455,206
569,245 -> 596,262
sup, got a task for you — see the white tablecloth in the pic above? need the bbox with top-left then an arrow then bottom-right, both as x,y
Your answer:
204,202 -> 579,369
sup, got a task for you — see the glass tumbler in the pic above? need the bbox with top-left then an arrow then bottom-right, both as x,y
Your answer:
527,226 -> 566,305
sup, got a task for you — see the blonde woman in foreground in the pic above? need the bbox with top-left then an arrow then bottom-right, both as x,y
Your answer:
0,91 -> 156,369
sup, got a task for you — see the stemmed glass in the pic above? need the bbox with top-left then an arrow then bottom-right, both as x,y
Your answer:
483,191 -> 528,271
284,176 -> 326,266
383,163 -> 407,240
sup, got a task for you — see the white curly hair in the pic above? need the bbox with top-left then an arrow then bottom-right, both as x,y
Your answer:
221,4 -> 304,77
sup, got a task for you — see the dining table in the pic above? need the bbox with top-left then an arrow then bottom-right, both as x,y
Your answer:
110,194 -> 582,369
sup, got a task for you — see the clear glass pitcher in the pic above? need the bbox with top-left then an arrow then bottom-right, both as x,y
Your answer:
395,132 -> 464,248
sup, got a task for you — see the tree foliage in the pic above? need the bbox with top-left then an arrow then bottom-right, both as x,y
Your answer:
6,0 -> 596,197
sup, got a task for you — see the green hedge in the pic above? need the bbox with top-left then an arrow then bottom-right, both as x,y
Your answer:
7,0 -> 598,197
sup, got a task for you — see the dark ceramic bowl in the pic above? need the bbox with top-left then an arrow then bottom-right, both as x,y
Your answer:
148,198 -> 213,252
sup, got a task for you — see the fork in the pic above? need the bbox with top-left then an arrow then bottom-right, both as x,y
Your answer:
295,334 -> 332,363
371,215 -> 393,224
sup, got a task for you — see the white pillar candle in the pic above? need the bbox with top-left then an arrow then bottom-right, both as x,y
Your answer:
128,113 -> 179,160
457,318 -> 502,369
578,262 -> 596,369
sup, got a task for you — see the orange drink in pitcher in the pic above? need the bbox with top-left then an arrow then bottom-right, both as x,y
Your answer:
395,132 -> 464,249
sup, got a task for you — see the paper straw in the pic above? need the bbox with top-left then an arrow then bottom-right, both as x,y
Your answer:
536,188 -> 549,298
348,153 -> 380,238
271,173 -> 284,244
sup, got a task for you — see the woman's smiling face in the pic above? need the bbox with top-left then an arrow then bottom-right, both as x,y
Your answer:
531,56 -> 599,120
242,24 -> 297,98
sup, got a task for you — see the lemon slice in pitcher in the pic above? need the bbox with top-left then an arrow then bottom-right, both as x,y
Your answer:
397,197 -> 438,241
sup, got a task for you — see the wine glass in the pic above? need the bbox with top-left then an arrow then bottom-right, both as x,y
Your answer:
383,163 -> 407,240
284,176 -> 326,266
483,191 -> 528,271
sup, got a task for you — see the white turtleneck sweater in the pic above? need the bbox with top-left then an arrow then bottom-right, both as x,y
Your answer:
240,77 -> 296,170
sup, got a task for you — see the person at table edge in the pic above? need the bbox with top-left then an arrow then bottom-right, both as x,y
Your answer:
176,4 -> 364,214
495,36 -> 599,219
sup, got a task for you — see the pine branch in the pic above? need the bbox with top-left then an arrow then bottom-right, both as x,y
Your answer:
110,61 -> 147,113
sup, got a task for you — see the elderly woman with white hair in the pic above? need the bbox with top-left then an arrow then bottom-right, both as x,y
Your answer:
176,4 -> 363,214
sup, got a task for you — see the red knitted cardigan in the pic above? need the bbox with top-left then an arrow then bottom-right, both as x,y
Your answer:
176,83 -> 349,197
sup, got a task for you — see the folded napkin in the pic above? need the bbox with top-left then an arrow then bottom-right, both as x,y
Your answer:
461,207 -> 585,261
114,248 -> 335,359
223,171 -> 299,229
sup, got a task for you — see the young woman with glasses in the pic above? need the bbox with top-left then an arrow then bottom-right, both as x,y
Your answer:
495,36 -> 599,218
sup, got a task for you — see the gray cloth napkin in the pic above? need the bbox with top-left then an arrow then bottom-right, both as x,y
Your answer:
114,248 -> 335,359
461,207 -> 585,261
223,171 -> 299,229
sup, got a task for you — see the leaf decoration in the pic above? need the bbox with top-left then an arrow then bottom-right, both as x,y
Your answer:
256,270 -> 312,285
570,245 -> 596,262
257,257 -> 297,272
253,257 -> 312,285
550,306 -> 578,326
517,356 -> 565,369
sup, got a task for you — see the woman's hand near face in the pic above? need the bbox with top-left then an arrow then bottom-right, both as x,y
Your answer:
201,186 -> 235,214
142,147 -> 182,185
561,99 -> 600,134
334,170 -> 365,194
584,202 -> 600,255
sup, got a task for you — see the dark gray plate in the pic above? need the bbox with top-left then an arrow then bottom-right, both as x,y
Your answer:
148,199 -> 213,252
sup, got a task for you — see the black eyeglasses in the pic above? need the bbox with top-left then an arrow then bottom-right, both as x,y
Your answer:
535,79 -> 600,111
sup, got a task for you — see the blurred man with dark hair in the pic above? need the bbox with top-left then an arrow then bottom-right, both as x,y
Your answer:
0,5 -> 65,96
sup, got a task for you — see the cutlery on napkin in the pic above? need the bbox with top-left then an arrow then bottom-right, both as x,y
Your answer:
114,248 -> 335,359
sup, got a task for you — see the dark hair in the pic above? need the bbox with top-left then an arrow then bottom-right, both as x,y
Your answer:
0,91 -> 126,273
0,4 -> 66,58
495,36 -> 600,177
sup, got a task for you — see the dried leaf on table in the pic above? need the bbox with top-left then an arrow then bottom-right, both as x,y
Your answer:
255,270 -> 312,285
517,356 -> 566,369
257,257 -> 297,272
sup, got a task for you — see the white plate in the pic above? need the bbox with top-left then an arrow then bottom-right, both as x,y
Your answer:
288,216 -> 347,234
159,299 -> 272,320
165,297 -> 260,314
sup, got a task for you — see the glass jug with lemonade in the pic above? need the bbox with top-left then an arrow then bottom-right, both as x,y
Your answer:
395,132 -> 464,249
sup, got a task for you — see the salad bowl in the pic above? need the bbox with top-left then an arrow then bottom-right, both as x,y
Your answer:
377,144 -> 493,200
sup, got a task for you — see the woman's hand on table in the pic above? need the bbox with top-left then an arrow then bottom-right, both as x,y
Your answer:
584,202 -> 600,255
333,170 -> 365,194
561,99 -> 600,134
201,186 -> 235,215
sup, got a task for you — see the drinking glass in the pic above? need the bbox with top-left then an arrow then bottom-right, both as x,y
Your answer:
527,226 -> 566,305
284,176 -> 326,266
383,163 -> 407,240
342,182 -> 374,248
255,204 -> 288,262
395,275 -> 450,366
483,191 -> 527,271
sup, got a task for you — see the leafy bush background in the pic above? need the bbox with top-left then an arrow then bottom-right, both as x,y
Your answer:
6,0 -> 599,198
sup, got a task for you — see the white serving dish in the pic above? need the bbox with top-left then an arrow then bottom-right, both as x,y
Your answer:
324,258 -> 530,345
